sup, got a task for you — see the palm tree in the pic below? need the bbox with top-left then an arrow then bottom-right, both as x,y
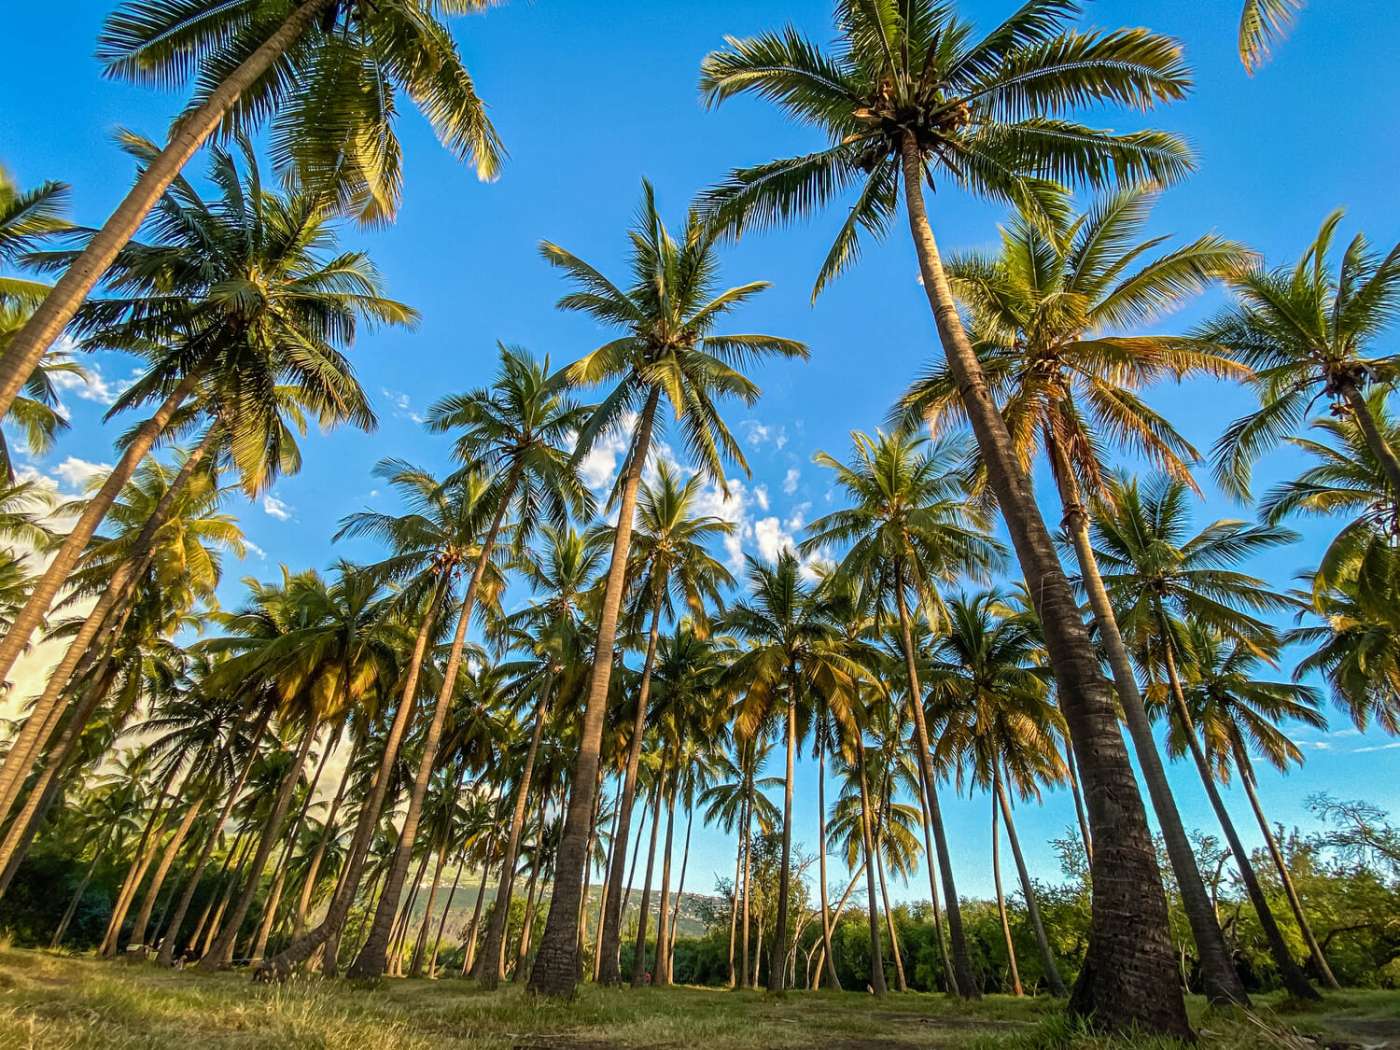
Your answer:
527,183 -> 806,998
804,429 -> 1000,997
894,188 -> 1252,1005
1089,473 -> 1318,1000
1175,622 -> 1337,988
1208,212 -> 1400,502
0,0 -> 504,422
1240,0 -> 1304,72
347,346 -> 589,979
595,460 -> 734,985
723,552 -> 863,992
0,142 -> 407,812
699,3 -> 1196,1030
926,591 -> 1067,997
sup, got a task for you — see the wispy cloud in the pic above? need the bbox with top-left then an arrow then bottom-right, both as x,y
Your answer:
382,388 -> 425,425
782,467 -> 800,495
262,494 -> 293,521
1353,741 -> 1400,754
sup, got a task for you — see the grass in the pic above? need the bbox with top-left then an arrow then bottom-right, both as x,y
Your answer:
0,948 -> 1395,1049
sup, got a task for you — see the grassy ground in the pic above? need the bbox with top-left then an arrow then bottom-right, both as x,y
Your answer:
0,948 -> 1396,1050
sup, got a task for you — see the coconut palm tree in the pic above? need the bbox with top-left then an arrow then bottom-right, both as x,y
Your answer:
0,0 -> 504,422
1174,622 -> 1337,987
1240,0 -> 1304,72
894,188 -> 1253,1004
722,551 -> 864,992
804,428 -> 1001,996
1089,473 -> 1318,999
347,347 -> 589,979
925,590 -> 1068,997
595,460 -> 734,985
527,182 -> 806,998
699,3 -> 1196,1028
0,142 -> 407,810
1208,212 -> 1400,502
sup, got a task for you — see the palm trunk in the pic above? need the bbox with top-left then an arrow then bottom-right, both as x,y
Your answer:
668,803 -> 692,964
899,135 -> 1188,1037
875,846 -> 908,992
630,786 -> 664,987
592,788 -> 621,980
1054,440 -> 1244,1006
513,850 -> 544,979
725,794 -> 744,988
410,843 -> 449,977
597,587 -> 665,985
529,388 -> 660,997
654,783 -> 677,985
1233,740 -> 1339,989
808,869 -> 861,990
52,828 -> 113,948
855,740 -> 887,996
101,765 -> 181,957
295,737 -> 357,933
911,746 -> 954,993
199,723 -> 316,971
350,463 -> 520,980
991,789 -> 1023,996
476,693 -> 548,987
1159,639 -> 1318,1000
389,850 -> 431,976
769,688 -> 797,993
0,376 -> 199,816
996,772 -> 1066,996
461,852 -> 492,976
258,577 -> 446,980
0,0 -> 336,421
1061,732 -> 1094,865
1341,383 -> 1400,495
190,824 -> 250,959
815,737 -> 841,990
894,578 -> 976,997
429,854 -> 465,978
739,788 -> 753,990
126,795 -> 207,952
752,905 -> 764,989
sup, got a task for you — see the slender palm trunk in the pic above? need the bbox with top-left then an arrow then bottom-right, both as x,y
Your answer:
592,787 -> 621,980
991,792 -> 1024,996
725,794 -> 745,988
578,768 -> 605,960
1341,383 -> 1400,495
912,748 -> 954,993
529,388 -> 660,997
855,740 -> 887,996
410,843 -> 449,977
668,803 -> 692,964
894,579 -> 975,997
429,854 -> 465,978
899,136 -> 1188,1036
127,795 -> 207,953
0,378 -> 199,817
1054,445 -> 1244,1006
1233,741 -> 1339,989
199,724 -> 316,971
815,739 -> 841,990
752,904 -> 764,988
996,772 -> 1066,996
808,870 -> 861,990
875,846 -> 908,992
190,824 -> 250,959
620,801 -> 647,920
654,784 -> 677,985
597,588 -> 665,985
769,689 -> 797,993
477,694 -> 548,987
296,739 -> 357,932
1061,733 -> 1094,865
156,708 -> 270,965
461,854 -> 492,976
258,579 -> 446,980
630,786 -> 664,987
739,791 -> 753,989
1160,639 -> 1318,1000
101,766 -> 181,957
513,844 -> 544,978
0,0 -> 336,422
52,827 -> 115,948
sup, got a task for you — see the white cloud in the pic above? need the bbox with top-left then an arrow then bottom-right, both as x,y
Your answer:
572,411 -> 641,494
50,363 -> 131,407
382,388 -> 425,425
754,484 -> 770,512
1353,741 -> 1400,754
52,457 -> 110,492
742,420 -> 788,450
262,494 -> 293,521
782,467 -> 800,495
242,540 -> 267,560
753,515 -> 797,564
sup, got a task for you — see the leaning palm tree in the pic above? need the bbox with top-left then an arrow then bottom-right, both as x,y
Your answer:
804,429 -> 1001,997
0,141 -> 409,813
346,346 -> 589,979
1208,211 -> 1400,501
595,460 -> 734,985
526,183 -> 806,998
1089,473 -> 1318,1000
894,187 -> 1252,1005
722,551 -> 864,993
699,3 -> 1196,1030
0,0 -> 504,422
1239,0 -> 1304,73
1175,622 -> 1337,988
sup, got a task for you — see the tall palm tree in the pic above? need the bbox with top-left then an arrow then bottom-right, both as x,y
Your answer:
0,0 -> 504,421
1089,473 -> 1318,1000
723,552 -> 864,992
595,460 -> 734,985
699,3 -> 1196,1030
926,591 -> 1068,997
894,188 -> 1252,1004
527,183 -> 806,998
1208,212 -> 1400,502
0,142 -> 406,811
347,347 -> 589,979
1240,0 -> 1304,73
804,429 -> 1000,996
1174,622 -> 1337,988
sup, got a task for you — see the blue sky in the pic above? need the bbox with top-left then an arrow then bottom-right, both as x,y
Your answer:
2,1 -> 1398,906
